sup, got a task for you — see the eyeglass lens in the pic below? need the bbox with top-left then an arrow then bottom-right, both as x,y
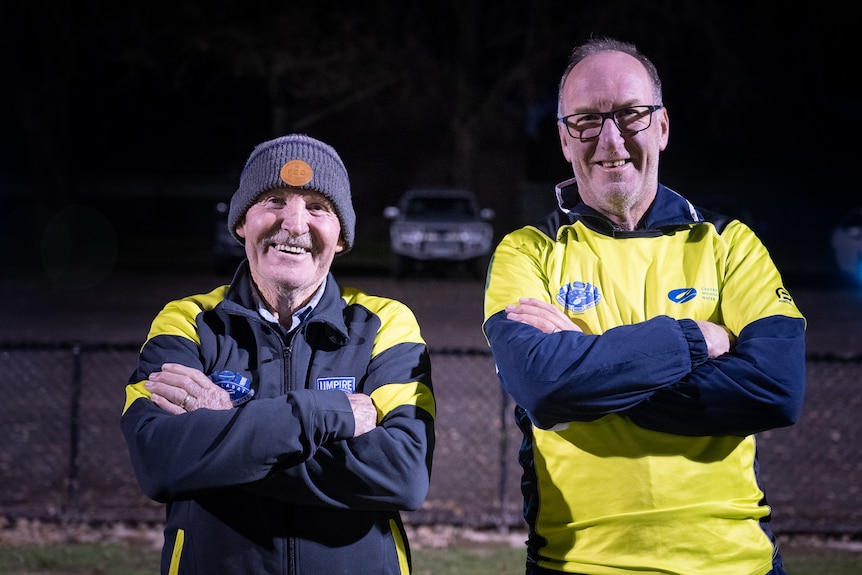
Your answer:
564,106 -> 655,140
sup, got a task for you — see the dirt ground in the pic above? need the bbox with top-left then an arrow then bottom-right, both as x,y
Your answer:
2,265 -> 861,356
0,268 -> 492,349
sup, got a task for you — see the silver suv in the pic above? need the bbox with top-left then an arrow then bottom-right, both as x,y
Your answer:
383,188 -> 494,278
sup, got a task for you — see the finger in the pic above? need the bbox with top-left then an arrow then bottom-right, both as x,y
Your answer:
507,305 -> 546,320
145,378 -> 174,396
516,307 -> 556,325
506,310 -> 543,328
146,375 -> 191,403
516,301 -> 562,321
509,304 -> 582,334
160,363 -> 202,377
519,300 -> 577,326
160,363 -> 211,387
149,392 -> 183,415
518,298 -> 555,311
178,391 -> 193,411
153,365 -> 215,397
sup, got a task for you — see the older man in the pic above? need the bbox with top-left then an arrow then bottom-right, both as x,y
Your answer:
121,134 -> 435,575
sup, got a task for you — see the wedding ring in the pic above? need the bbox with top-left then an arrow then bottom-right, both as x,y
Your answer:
180,393 -> 191,410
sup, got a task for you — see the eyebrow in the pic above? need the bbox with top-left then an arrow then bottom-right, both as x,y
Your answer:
264,188 -> 329,201
568,100 -> 644,114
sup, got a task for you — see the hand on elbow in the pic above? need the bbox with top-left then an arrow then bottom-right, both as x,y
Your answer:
695,320 -> 736,359
348,393 -> 378,437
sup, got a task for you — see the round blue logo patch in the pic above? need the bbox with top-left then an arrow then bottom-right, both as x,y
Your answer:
556,281 -> 602,313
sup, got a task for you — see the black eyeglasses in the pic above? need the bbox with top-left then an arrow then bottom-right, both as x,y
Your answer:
558,105 -> 663,140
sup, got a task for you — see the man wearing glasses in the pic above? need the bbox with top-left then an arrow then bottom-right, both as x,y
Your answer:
483,37 -> 805,574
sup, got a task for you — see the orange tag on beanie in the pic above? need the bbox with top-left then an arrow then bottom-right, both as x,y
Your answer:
280,160 -> 314,186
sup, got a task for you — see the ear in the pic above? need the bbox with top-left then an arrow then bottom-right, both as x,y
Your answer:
657,107 -> 670,151
235,221 -> 247,239
558,121 -> 575,163
335,240 -> 345,254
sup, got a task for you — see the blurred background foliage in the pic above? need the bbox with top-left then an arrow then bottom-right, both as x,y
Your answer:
0,0 -> 857,276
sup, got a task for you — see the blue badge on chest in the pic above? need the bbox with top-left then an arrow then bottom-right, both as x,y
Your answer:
556,281 -> 602,313
667,287 -> 698,304
210,371 -> 255,406
316,377 -> 356,393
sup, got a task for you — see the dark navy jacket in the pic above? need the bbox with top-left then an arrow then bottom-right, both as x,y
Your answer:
122,263 -> 435,574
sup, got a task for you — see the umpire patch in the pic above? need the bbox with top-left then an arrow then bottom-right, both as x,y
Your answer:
317,377 -> 356,393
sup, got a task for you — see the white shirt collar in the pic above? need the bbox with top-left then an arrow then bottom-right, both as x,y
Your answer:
252,279 -> 327,332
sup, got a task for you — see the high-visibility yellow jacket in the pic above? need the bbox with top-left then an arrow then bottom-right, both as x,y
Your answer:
483,179 -> 806,575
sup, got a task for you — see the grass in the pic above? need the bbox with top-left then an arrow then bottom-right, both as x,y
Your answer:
411,538 -> 862,575
0,543 -> 157,575
0,536 -> 859,574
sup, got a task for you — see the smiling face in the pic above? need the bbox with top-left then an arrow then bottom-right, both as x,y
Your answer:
236,188 -> 343,311
558,50 -> 669,230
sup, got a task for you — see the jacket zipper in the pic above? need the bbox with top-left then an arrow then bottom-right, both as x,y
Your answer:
284,327 -> 297,575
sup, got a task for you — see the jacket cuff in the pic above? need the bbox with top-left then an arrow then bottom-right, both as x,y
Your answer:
677,318 -> 709,367
290,388 -> 357,445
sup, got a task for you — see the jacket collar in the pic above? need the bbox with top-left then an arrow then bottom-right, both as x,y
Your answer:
555,178 -> 704,233
225,263 -> 350,344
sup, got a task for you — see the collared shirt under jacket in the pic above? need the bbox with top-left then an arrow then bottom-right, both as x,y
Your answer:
121,264 -> 436,575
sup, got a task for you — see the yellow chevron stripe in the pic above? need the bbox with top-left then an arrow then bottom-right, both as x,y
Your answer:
371,381 -> 436,419
122,381 -> 150,414
341,287 -> 426,358
145,285 -> 229,346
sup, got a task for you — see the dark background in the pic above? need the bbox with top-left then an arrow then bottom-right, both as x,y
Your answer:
1,0 -> 859,289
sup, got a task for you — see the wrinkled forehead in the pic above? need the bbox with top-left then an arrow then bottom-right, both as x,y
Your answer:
560,51 -> 654,112
258,186 -> 329,201
254,186 -> 335,208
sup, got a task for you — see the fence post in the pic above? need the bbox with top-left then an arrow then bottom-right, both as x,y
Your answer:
498,387 -> 511,532
66,342 -> 83,514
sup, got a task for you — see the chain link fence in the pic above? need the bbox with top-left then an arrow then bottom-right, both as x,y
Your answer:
1,342 -> 860,536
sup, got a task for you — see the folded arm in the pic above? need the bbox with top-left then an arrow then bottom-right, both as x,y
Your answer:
485,310 -> 707,429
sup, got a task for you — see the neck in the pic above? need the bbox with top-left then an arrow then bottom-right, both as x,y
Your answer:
254,280 -> 321,327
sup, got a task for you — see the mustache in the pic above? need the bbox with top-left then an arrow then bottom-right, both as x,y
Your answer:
261,232 -> 314,250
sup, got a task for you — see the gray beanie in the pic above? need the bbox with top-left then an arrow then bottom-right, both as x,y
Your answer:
228,134 -> 355,252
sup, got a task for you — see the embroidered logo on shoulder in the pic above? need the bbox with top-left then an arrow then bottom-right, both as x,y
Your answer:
317,377 -> 356,393
668,288 -> 697,304
556,281 -> 602,313
210,371 -> 255,406
776,287 -> 794,304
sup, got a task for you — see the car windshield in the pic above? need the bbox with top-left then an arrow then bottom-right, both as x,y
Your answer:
405,197 -> 475,219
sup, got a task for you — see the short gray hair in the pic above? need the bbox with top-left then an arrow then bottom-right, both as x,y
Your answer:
557,37 -> 663,115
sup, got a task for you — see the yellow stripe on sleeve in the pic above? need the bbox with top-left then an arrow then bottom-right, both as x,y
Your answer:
371,381 -> 436,420
341,287 -> 426,357
144,286 -> 229,347
122,381 -> 151,414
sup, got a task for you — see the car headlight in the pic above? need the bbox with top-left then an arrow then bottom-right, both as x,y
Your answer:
458,229 -> 486,242
459,225 -> 493,243
393,227 -> 425,244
